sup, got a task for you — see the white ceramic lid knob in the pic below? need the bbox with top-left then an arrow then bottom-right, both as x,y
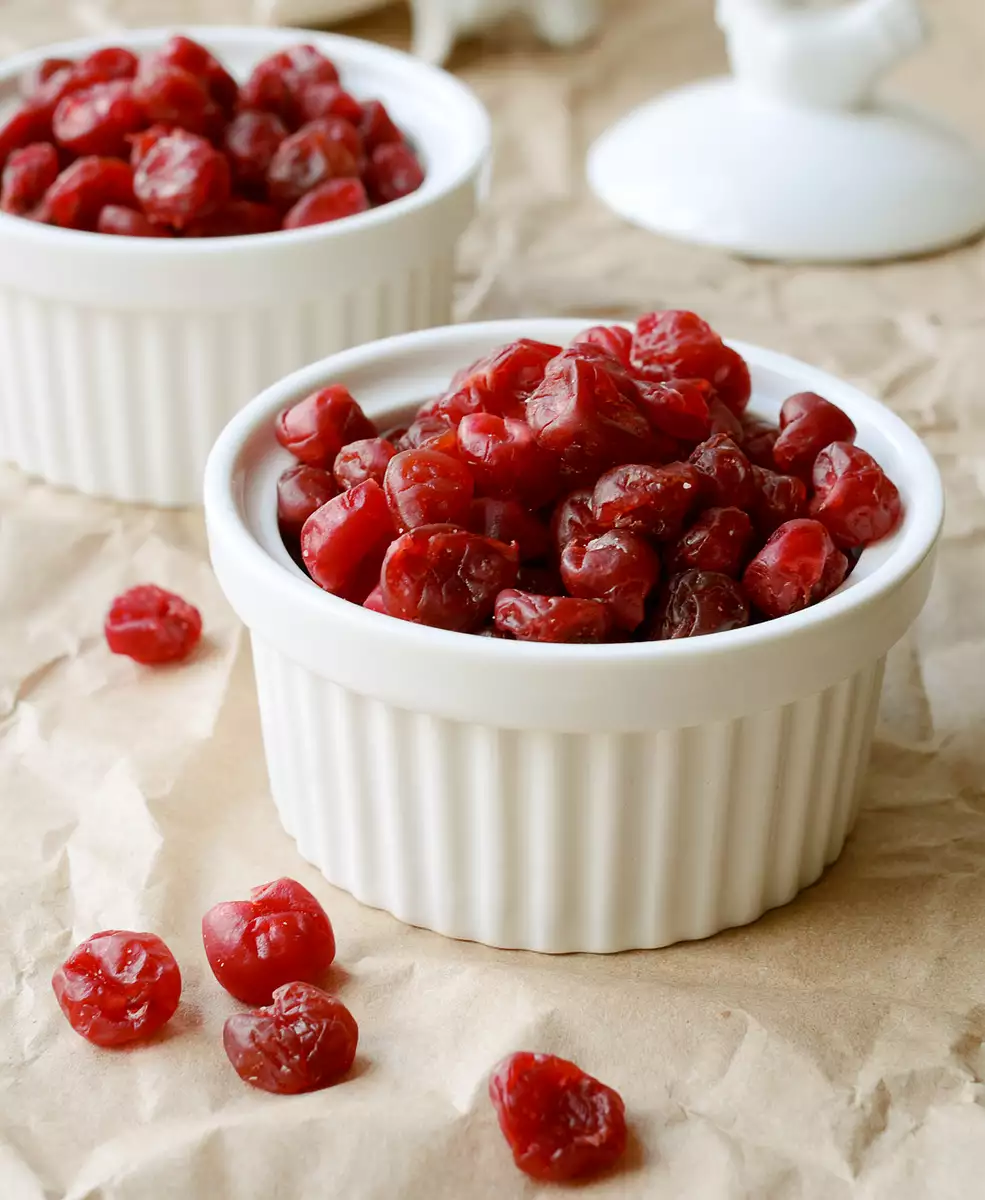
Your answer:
587,0 -> 985,262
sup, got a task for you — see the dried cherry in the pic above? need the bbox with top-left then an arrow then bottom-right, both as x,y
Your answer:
384,449 -> 474,531
632,310 -> 751,415
52,930 -> 181,1047
1,142 -> 59,216
276,384 -> 376,468
104,583 -> 202,664
489,1052 -> 627,1182
592,461 -> 701,540
398,415 -> 459,456
223,981 -> 357,1095
740,416 -> 779,469
635,378 -> 712,442
300,479 -> 395,600
359,99 -> 402,152
810,441 -> 901,547
456,413 -> 560,508
743,518 -> 848,618
132,65 -> 220,139
363,142 -> 424,204
133,128 -> 230,228
267,122 -> 360,207
96,204 -> 169,237
689,433 -> 757,509
277,464 -> 338,540
773,391 -> 856,479
668,506 -> 755,578
551,487 -> 601,555
571,324 -> 633,366
469,497 -> 551,562
52,80 -> 146,158
560,530 -> 659,630
494,590 -> 612,643
142,35 -> 237,115
42,157 -> 135,230
0,103 -> 55,172
333,437 -> 397,490
282,178 -> 369,229
656,569 -> 750,639
750,465 -> 807,537
298,82 -> 364,127
202,876 -> 336,1005
183,198 -> 280,237
241,46 -> 340,128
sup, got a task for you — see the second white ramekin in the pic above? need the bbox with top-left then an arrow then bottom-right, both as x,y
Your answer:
0,27 -> 489,506
204,320 -> 943,953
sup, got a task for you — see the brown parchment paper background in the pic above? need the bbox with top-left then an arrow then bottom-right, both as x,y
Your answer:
3,1 -> 985,1196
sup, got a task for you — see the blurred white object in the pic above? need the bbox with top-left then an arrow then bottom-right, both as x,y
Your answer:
254,0 -> 388,24
588,0 -> 985,262
408,0 -> 601,65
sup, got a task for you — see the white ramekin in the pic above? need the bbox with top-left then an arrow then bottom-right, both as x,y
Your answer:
0,28 -> 489,506
204,320 -> 943,954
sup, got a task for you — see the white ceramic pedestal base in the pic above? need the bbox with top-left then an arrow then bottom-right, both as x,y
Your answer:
588,78 -> 985,262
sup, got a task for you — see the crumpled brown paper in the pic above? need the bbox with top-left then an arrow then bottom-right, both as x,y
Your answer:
3,1 -> 985,1196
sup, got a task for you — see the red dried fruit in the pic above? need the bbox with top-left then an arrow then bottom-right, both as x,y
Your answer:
656,569 -> 750,639
489,1052 -> 627,1182
128,123 -> 170,167
363,585 -> 389,613
282,178 -> 369,229
276,384 -> 376,468
363,141 -> 424,204
334,437 -> 397,490
635,378 -> 712,442
104,583 -> 202,664
277,464 -> 338,541
592,461 -> 701,540
299,82 -> 363,127
468,497 -> 551,562
668,506 -> 755,578
183,198 -> 280,237
223,981 -> 357,1096
0,103 -> 55,171
52,80 -> 146,159
743,518 -> 849,618
42,157 -> 135,230
633,310 -> 751,415
740,416 -> 779,469
308,115 -> 364,166
143,35 -> 238,115
428,340 -> 561,425
571,324 -> 633,367
241,46 -> 340,128
1,142 -> 59,216
20,58 -> 74,100
809,441 -> 902,548
77,47 -> 139,86
96,204 -> 169,237
560,530 -> 660,630
384,449 -> 475,531
202,876 -> 336,1005
51,930 -> 181,1048
551,487 -> 601,555
708,396 -> 744,440
300,479 -> 395,600
516,563 -> 565,595
494,590 -> 612,643
267,122 -> 360,207
359,99 -> 402,152
773,391 -> 856,479
689,433 -> 757,509
381,524 -> 518,631
132,64 -> 221,140
750,465 -> 807,537
133,129 -> 230,229
457,413 -> 560,508
526,350 -> 654,482
398,415 -> 459,456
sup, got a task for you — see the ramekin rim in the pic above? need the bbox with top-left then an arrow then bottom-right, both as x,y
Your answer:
203,318 -> 945,666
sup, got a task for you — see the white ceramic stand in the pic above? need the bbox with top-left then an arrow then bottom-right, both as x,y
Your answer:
587,0 -> 985,262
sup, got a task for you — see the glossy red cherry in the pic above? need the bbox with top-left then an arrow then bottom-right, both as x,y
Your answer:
0,142 -> 59,216
632,310 -> 751,415
277,464 -> 338,541
456,413 -> 560,508
667,506 -> 755,578
773,392 -> 856,479
560,530 -> 660,630
133,128 -> 230,229
743,518 -> 849,618
384,449 -> 474,531
276,385 -> 377,468
333,437 -> 397,490
42,156 -> 135,230
468,497 -> 551,562
52,80 -> 146,158
363,141 -> 424,204
809,441 -> 902,547
592,462 -> 701,540
282,178 -> 369,228
300,479 -> 395,601
104,584 -> 202,664
655,569 -> 750,639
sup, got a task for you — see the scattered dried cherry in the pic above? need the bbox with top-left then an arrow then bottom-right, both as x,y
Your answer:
592,461 -> 701,540
469,497 -> 550,562
52,930 -> 181,1048
494,590 -> 612,643
132,65 -> 220,139
571,324 -> 633,366
96,203 -> 169,237
632,310 -> 751,415
223,981 -> 357,1095
668,506 -> 755,578
655,569 -> 750,639
398,415 -> 459,456
1,142 -> 59,216
133,128 -> 230,229
277,464 -> 338,540
334,437 -> 397,490
282,178 -> 369,229
104,583 -> 202,664
560,530 -> 659,629
456,413 -> 559,508
773,391 -> 856,479
689,433 -> 757,509
489,1052 -> 627,1182
52,80 -> 146,158
384,449 -> 475,531
750,465 -> 807,537
202,876 -> 336,1005
381,525 -> 518,631
743,518 -> 848,618
276,385 -> 376,468
363,141 -> 424,204
635,378 -> 712,442
300,478 -> 395,600
809,441 -> 901,547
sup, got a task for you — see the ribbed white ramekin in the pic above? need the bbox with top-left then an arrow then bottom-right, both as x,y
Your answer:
0,28 -> 489,506
204,320 -> 943,953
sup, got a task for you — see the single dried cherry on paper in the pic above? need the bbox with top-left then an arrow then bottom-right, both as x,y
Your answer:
655,569 -> 750,639
224,981 -> 357,1096
551,487 -> 601,555
632,310 -> 752,416
96,204 -> 170,237
381,524 -> 518,631
202,876 -> 336,1005
1,142 -> 59,216
561,530 -> 659,630
750,465 -> 808,537
773,391 -> 856,479
363,141 -> 424,204
277,464 -> 338,541
52,930 -> 181,1047
668,506 -> 755,578
469,497 -> 551,563
743,518 -> 848,619
494,590 -> 612,643
810,441 -> 901,547
689,433 -> 757,510
132,65 -> 221,140
142,34 -> 238,115
298,82 -> 364,127
105,583 -> 202,664
52,80 -> 146,159
276,384 -> 377,468
489,1052 -> 628,1182
571,324 -> 633,367
300,479 -> 395,600
456,413 -> 560,509
267,122 -> 360,207
133,128 -> 230,229
384,448 -> 475,531
334,437 -> 397,490
183,198 -> 280,237
359,98 -> 402,152
282,178 -> 369,229
592,462 -> 701,541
